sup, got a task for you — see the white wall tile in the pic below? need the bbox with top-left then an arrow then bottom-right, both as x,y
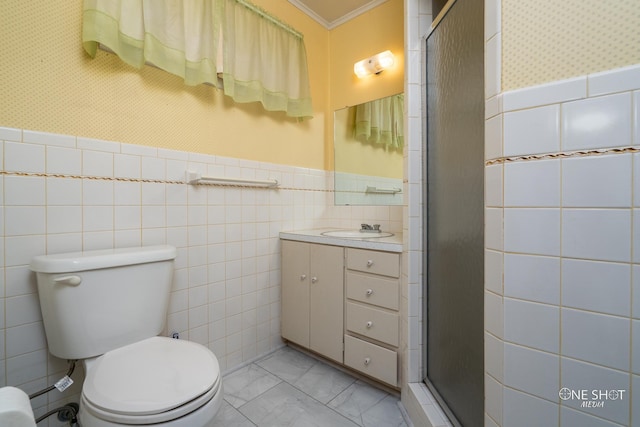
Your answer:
485,249 -> 503,295
485,165 -> 503,207
634,91 -> 639,145
635,154 -> 640,206
0,126 -> 21,142
562,154 -> 632,208
562,308 -> 629,370
115,206 -> 141,230
635,209 -> 640,264
114,181 -> 141,206
5,235 -> 45,267
504,343 -> 559,402
504,297 -> 559,353
114,154 -> 141,179
142,205 -> 166,228
504,254 -> 560,305
4,176 -> 45,206
588,64 -> 640,97
23,130 -> 75,148
503,105 -> 560,156
503,388 -> 559,427
47,206 -> 83,234
562,93 -> 632,151
77,137 -> 119,153
504,159 -> 560,207
82,150 -> 113,177
503,76 -> 586,112
561,357 -> 629,425
485,33 -> 501,100
485,114 -> 502,160
83,206 -> 114,232
5,349 -> 47,385
634,265 -> 640,319
485,208 -> 503,251
5,206 -> 45,236
5,142 -> 45,173
634,375 -> 640,426
83,180 -> 114,206
504,208 -> 560,256
47,178 -> 81,206
562,209 -> 631,262
6,294 -> 42,328
485,374 -> 503,426
561,406 -> 624,427
484,0 -> 500,41
142,157 -> 166,181
46,146 -> 81,175
562,259 -> 631,316
634,320 -> 640,374
5,323 -> 47,358
485,332 -> 503,383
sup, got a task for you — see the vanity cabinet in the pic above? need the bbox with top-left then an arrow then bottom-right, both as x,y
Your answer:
281,240 -> 344,363
344,247 -> 400,386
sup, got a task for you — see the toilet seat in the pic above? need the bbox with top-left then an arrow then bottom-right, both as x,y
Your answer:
82,337 -> 220,424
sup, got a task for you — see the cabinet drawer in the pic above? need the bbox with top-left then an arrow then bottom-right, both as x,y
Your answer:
346,302 -> 399,347
346,271 -> 399,311
346,248 -> 399,278
344,335 -> 397,386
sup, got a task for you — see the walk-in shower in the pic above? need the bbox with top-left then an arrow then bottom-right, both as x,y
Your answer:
423,0 -> 485,425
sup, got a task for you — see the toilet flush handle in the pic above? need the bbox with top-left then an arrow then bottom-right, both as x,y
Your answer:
53,275 -> 82,286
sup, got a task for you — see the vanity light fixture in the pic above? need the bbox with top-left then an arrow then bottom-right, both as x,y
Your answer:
354,50 -> 395,78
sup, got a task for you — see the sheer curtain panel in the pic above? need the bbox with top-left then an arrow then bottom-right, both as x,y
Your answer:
82,0 -> 313,118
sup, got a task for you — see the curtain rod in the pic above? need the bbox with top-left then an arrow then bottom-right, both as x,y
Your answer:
235,0 -> 303,39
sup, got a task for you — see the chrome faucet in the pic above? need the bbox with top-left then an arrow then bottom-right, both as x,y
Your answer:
360,223 -> 381,233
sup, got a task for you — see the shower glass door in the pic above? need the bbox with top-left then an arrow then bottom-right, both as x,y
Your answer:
423,0 -> 484,426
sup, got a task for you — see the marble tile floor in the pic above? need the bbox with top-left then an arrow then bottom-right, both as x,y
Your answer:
212,345 -> 410,427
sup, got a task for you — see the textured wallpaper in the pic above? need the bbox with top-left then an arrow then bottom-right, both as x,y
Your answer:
502,0 -> 640,91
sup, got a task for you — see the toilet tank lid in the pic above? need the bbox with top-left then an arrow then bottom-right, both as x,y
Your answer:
30,245 -> 177,273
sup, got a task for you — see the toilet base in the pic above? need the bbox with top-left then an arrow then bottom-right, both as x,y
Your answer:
77,384 -> 223,427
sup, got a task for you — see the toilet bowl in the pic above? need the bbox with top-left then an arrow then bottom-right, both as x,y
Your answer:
30,246 -> 223,426
78,337 -> 222,426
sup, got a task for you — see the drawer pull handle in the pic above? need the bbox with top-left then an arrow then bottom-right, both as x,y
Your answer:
300,274 -> 307,281
366,321 -> 373,328
366,289 -> 373,296
311,277 -> 318,283
366,260 -> 374,267
364,357 -> 371,366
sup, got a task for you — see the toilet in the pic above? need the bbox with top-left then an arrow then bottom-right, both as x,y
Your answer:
30,245 -> 223,427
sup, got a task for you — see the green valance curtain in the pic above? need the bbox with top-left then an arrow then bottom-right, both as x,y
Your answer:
354,93 -> 404,149
82,0 -> 313,118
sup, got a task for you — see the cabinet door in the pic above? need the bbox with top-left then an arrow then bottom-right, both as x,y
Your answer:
309,244 -> 344,363
281,240 -> 310,347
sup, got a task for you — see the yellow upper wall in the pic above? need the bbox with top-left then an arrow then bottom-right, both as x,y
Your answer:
502,0 -> 640,91
0,0 -> 329,170
0,0 -> 404,171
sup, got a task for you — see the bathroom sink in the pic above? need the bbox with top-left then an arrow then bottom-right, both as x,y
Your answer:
321,230 -> 394,238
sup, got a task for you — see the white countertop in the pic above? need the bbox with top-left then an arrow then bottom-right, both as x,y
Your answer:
279,228 -> 403,253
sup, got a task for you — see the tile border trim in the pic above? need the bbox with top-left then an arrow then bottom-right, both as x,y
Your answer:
485,145 -> 640,166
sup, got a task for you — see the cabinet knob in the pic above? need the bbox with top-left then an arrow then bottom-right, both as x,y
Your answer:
311,276 -> 318,283
366,260 -> 374,267
366,289 -> 373,296
300,274 -> 307,281
364,357 -> 371,366
366,321 -> 373,329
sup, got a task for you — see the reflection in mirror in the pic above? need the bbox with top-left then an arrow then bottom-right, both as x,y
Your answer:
334,93 -> 404,205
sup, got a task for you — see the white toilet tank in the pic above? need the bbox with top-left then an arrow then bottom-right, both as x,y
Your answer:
30,245 -> 177,360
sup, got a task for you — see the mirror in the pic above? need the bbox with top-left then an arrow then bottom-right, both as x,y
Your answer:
334,93 -> 404,205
